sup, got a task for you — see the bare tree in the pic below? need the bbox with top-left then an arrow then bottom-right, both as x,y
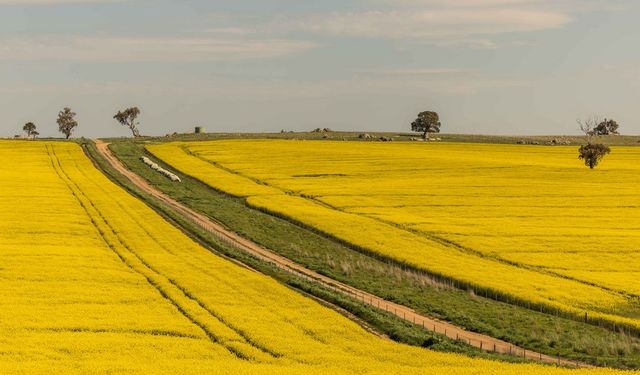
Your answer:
576,115 -> 602,141
114,107 -> 141,137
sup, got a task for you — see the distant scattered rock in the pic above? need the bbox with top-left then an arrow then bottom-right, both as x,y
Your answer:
358,133 -> 372,139
517,138 -> 571,146
516,138 -> 571,146
379,136 -> 393,142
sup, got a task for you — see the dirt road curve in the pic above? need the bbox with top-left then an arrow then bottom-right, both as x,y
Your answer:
93,139 -> 590,368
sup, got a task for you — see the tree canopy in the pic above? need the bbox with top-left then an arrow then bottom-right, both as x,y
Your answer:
593,119 -> 620,135
578,143 -> 611,169
114,107 -> 141,137
411,111 -> 441,140
23,122 -> 37,138
576,115 -> 612,169
57,107 -> 78,139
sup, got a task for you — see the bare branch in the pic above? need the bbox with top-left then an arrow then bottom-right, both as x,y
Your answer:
576,115 -> 602,142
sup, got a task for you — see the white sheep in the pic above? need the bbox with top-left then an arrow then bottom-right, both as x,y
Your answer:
140,156 -> 181,182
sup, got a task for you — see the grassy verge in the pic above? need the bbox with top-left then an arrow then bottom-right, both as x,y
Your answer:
96,138 -> 640,369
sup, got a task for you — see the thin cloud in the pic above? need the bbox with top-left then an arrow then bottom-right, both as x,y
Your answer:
293,9 -> 570,40
0,0 -> 127,4
358,67 -> 475,76
0,35 -> 317,62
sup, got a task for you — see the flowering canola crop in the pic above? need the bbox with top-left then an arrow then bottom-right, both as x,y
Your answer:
3,139 -> 622,373
148,140 -> 640,331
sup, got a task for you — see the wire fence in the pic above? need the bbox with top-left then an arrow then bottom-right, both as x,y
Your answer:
195,216 -> 589,368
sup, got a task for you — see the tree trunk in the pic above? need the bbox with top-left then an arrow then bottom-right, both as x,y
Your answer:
423,131 -> 429,140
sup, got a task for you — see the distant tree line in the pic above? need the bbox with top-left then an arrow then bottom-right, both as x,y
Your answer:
16,104 -> 622,172
20,106 -> 142,140
407,109 -> 620,170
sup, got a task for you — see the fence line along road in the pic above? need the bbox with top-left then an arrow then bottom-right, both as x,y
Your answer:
93,139 -> 591,368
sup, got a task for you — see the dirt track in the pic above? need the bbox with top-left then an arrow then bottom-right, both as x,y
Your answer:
93,139 -> 590,368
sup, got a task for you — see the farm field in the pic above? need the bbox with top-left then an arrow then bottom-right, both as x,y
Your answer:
2,139 -> 617,373
148,140 -> 640,332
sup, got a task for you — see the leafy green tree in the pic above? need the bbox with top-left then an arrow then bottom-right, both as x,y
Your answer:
57,107 -> 78,139
576,116 -> 611,169
578,143 -> 611,169
23,122 -> 37,138
114,107 -> 141,137
593,118 -> 620,135
411,111 -> 441,140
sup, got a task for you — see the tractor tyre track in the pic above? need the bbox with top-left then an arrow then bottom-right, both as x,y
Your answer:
93,139 -> 591,368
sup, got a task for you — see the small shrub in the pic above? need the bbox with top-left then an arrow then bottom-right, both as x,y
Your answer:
578,143 -> 611,169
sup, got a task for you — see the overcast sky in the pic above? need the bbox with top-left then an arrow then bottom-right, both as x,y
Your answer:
0,0 -> 638,137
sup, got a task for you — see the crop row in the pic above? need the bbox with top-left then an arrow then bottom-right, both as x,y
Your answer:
2,140 -> 616,372
147,140 -> 640,334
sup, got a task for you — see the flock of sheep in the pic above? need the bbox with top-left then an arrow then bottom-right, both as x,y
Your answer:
140,156 -> 182,182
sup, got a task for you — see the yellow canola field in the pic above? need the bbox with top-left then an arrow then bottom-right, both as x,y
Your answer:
2,140 -> 618,373
148,140 -> 640,330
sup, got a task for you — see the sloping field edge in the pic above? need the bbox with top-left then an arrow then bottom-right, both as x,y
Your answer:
94,139 -> 591,368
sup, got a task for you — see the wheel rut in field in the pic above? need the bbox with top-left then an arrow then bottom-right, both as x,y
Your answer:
46,144 -> 280,362
93,139 -> 592,368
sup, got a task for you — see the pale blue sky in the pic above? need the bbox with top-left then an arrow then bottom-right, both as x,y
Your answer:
0,0 -> 638,137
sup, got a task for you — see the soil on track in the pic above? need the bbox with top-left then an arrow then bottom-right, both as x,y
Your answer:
93,139 -> 591,368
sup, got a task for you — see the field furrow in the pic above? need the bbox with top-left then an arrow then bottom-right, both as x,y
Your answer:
147,140 -> 640,331
2,139 -> 633,373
